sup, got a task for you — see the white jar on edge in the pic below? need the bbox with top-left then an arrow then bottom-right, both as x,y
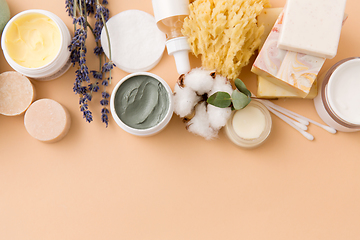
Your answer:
1,9 -> 71,81
314,57 -> 360,132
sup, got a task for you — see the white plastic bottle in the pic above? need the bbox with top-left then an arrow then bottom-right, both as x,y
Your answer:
152,0 -> 191,75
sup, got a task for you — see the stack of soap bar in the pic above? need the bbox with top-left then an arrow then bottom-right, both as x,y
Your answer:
252,11 -> 326,98
256,7 -> 317,99
0,71 -> 35,116
24,99 -> 71,143
278,0 -> 347,59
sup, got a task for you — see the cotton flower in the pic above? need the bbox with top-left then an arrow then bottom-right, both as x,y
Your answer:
173,68 -> 233,139
183,68 -> 214,95
173,84 -> 201,118
187,102 -> 218,140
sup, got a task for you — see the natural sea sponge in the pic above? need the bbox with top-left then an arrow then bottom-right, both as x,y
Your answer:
182,0 -> 270,80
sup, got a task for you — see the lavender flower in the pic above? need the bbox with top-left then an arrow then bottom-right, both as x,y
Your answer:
101,107 -> 109,127
66,0 -> 113,126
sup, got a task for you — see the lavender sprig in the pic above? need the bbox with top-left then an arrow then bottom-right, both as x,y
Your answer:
66,0 -> 113,126
95,0 -> 113,127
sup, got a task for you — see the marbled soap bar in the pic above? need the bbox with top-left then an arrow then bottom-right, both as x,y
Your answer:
258,8 -> 283,49
252,10 -> 328,97
253,11 -> 287,78
256,8 -> 318,98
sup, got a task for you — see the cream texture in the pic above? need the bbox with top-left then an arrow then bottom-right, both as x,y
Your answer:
114,75 -> 169,129
232,106 -> 266,140
5,13 -> 61,68
328,59 -> 360,124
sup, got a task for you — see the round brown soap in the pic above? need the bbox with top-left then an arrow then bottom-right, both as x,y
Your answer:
24,99 -> 71,143
0,71 -> 35,116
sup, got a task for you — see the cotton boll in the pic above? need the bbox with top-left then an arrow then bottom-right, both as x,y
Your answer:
207,104 -> 232,130
210,75 -> 233,95
184,68 -> 214,95
186,102 -> 217,140
173,84 -> 201,118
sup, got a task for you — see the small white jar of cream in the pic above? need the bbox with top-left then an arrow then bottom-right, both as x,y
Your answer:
1,9 -> 71,81
314,57 -> 360,132
224,100 -> 272,148
110,72 -> 174,136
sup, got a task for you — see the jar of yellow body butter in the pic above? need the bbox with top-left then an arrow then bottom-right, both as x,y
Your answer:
1,9 -> 71,81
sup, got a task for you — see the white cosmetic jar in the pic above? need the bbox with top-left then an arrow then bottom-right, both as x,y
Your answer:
314,57 -> 360,132
224,100 -> 272,148
110,72 -> 174,136
1,9 -> 71,81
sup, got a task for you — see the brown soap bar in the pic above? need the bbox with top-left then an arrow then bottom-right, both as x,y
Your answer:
0,71 -> 35,116
24,99 -> 71,143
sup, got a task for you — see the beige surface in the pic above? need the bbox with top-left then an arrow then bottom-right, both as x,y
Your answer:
0,0 -> 360,239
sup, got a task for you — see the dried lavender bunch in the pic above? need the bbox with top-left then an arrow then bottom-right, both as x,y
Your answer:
66,0 -> 114,127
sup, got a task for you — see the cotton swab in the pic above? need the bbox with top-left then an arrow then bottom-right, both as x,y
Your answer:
259,99 -> 336,134
259,100 -> 307,128
266,106 -> 308,131
265,105 -> 314,140
258,99 -> 309,125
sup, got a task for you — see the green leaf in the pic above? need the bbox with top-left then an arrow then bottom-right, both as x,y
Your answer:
207,92 -> 232,108
231,89 -> 251,110
234,78 -> 251,97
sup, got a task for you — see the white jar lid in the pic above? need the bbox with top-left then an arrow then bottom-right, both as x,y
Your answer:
101,10 -> 166,73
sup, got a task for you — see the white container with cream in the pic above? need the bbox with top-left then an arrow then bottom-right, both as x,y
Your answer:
225,100 -> 272,148
314,57 -> 360,132
110,72 -> 174,136
1,9 -> 71,81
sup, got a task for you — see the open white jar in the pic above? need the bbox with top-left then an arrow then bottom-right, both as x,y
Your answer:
110,72 -> 174,136
1,9 -> 71,81
224,100 -> 272,148
314,57 -> 360,132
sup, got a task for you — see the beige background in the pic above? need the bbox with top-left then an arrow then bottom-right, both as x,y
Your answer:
1,0 -> 360,239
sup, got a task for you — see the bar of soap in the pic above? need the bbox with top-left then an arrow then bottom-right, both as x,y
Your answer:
24,99 -> 71,143
252,11 -> 325,97
258,8 -> 283,49
257,76 -> 317,99
252,10 -> 348,97
0,71 -> 35,116
277,0 -> 346,59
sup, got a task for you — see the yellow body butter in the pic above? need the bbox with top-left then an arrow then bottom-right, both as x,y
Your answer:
5,13 -> 61,68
